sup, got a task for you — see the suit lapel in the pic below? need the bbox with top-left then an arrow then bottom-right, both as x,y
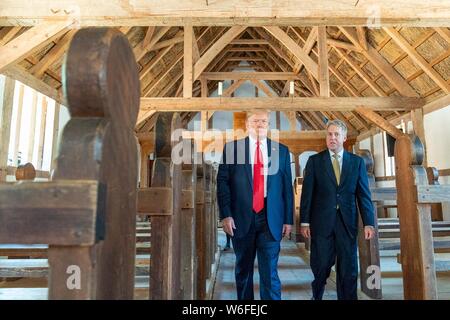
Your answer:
267,139 -> 272,191
339,151 -> 351,187
323,151 -> 338,186
244,137 -> 253,189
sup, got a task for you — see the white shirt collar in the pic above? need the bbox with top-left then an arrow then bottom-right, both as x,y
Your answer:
328,148 -> 344,160
249,135 -> 267,146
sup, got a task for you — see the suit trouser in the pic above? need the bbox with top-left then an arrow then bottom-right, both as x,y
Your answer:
231,204 -> 281,300
310,209 -> 358,300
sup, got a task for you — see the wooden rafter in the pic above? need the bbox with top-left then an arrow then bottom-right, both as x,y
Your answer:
0,22 -> 72,72
383,27 -> 450,93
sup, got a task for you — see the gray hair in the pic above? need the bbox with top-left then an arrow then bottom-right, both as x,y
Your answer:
326,119 -> 347,136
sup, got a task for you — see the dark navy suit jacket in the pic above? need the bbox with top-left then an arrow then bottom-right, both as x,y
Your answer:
217,137 -> 294,241
300,150 -> 374,238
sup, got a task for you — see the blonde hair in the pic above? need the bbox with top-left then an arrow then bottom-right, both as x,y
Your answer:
245,110 -> 270,120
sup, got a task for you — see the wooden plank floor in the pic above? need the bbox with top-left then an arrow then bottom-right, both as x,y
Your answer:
212,230 -> 450,300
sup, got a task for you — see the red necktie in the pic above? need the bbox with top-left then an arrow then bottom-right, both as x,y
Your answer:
253,141 -> 264,213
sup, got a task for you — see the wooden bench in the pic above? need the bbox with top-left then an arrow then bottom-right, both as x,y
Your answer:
0,28 -> 140,299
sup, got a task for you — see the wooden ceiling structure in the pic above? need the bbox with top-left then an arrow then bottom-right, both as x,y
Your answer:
1,1 -> 450,141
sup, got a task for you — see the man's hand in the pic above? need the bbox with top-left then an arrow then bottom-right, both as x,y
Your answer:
282,224 -> 292,238
222,217 -> 236,237
300,225 -> 310,239
364,226 -> 375,240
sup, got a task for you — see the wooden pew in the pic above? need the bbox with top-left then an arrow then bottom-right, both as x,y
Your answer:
137,112 -> 183,300
394,134 -> 450,299
196,162 -> 207,299
0,27 -> 139,299
355,149 -> 382,299
180,139 -> 196,299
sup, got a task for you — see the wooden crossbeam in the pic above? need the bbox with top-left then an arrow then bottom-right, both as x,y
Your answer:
263,26 -> 319,79
140,97 -> 423,112
0,180 -> 102,245
0,22 -> 72,72
3,1 -> 450,26
355,106 -> 404,139
201,72 -> 300,80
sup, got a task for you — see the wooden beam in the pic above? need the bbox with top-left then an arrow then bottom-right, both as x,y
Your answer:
0,27 -> 22,46
142,27 -> 156,49
383,27 -> 450,93
193,26 -> 246,80
50,103 -> 60,170
149,35 -> 184,52
327,38 -> 361,52
201,72 -> 300,80
339,27 -> 418,97
183,25 -> 193,98
0,22 -> 72,72
3,1 -> 450,26
263,26 -> 319,79
136,110 -> 156,128
0,180 -> 102,245
0,76 -> 15,181
29,29 -> 77,77
133,26 -> 171,62
222,79 -> 245,97
26,91 -> 38,162
12,84 -> 24,166
317,26 -> 330,97
2,65 -> 65,105
423,94 -> 450,114
355,107 -> 403,139
250,80 -> 275,97
140,97 -> 423,112
356,27 -> 368,50
230,39 -> 268,45
37,97 -> 48,170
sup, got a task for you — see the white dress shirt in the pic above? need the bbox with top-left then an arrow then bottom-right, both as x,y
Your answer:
249,135 -> 268,197
301,148 -> 344,227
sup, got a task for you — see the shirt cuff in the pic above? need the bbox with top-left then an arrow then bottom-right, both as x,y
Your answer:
300,223 -> 310,226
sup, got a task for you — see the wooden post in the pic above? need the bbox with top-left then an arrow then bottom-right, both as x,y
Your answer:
180,139 -> 197,299
0,76 -> 15,181
395,134 -> 437,299
50,28 -> 140,299
196,162 -> 207,299
357,149 -> 382,299
149,112 -> 183,299
204,163 -> 213,283
0,28 -> 140,299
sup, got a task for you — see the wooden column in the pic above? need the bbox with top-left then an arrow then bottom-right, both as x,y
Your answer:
50,28 -> 140,299
0,76 -> 15,181
149,113 -> 183,299
0,28 -> 140,299
357,149 -> 382,299
196,162 -> 207,299
395,134 -> 437,299
180,139 -> 197,299
318,26 -> 330,97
